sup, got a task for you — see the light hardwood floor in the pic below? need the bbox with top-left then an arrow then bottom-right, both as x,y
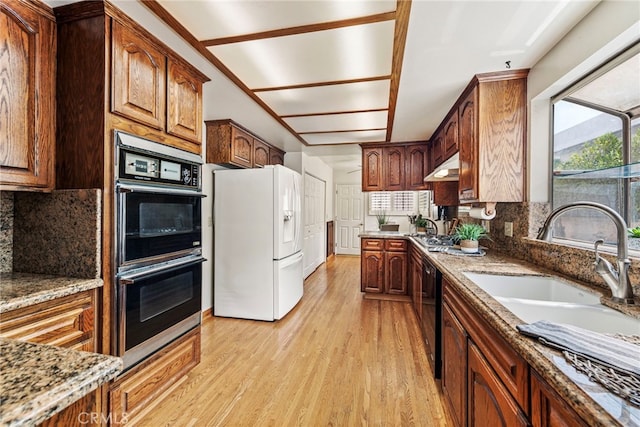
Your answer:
137,255 -> 451,426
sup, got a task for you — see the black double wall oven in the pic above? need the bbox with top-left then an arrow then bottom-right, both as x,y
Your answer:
114,131 -> 204,370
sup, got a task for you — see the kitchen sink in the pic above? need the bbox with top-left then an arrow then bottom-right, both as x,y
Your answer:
463,273 -> 601,304
463,273 -> 640,335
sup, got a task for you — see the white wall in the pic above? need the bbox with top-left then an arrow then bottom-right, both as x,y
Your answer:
527,1 -> 640,202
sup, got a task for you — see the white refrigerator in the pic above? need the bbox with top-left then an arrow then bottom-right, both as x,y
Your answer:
213,165 -> 303,321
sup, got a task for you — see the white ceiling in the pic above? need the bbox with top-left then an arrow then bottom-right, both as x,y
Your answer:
47,0 -> 602,172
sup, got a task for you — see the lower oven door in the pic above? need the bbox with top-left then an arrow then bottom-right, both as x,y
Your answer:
118,256 -> 204,369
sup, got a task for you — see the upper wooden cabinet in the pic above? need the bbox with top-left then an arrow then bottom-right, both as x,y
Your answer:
383,146 -> 405,191
405,143 -> 430,191
112,20 -> 166,131
361,142 -> 430,191
443,111 -> 459,160
0,0 -> 56,192
206,119 -> 286,169
457,70 -> 528,203
167,59 -> 204,144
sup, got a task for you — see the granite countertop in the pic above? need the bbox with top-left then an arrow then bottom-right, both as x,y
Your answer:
0,338 -> 123,426
363,233 -> 639,426
0,272 -> 103,313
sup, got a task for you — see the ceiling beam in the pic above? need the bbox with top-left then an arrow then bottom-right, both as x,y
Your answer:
386,0 -> 412,142
252,76 -> 390,92
201,11 -> 396,46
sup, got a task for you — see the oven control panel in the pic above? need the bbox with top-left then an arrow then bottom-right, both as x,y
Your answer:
120,150 -> 200,189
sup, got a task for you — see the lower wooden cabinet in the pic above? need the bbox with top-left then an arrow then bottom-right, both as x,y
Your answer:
109,327 -> 201,425
468,342 -> 528,427
360,238 -> 408,295
531,370 -> 588,427
0,289 -> 102,426
442,302 -> 468,427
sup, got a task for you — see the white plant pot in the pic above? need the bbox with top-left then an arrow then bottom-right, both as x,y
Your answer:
460,239 -> 479,253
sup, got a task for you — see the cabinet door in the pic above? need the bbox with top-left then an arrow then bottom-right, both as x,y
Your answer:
167,59 -> 203,145
431,134 -> 444,169
383,146 -> 405,191
468,342 -> 528,427
385,251 -> 407,295
405,143 -> 430,191
442,302 -> 468,427
361,147 -> 384,191
0,0 -> 55,191
458,87 -> 478,202
433,181 -> 458,206
230,126 -> 253,168
443,111 -> 459,160
253,138 -> 270,168
112,20 -> 166,130
531,370 -> 587,427
269,147 -> 285,165
361,250 -> 384,293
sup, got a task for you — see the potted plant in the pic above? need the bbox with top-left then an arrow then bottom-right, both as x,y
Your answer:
629,226 -> 640,251
415,215 -> 429,233
453,223 -> 489,253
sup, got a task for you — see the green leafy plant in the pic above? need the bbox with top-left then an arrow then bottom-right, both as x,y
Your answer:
453,223 -> 489,242
415,215 -> 429,228
375,211 -> 388,226
628,226 -> 640,238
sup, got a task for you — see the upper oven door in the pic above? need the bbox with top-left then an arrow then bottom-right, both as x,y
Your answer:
117,185 -> 203,269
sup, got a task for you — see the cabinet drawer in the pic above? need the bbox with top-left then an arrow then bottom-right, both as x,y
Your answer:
110,327 -> 200,424
384,239 -> 407,252
0,290 -> 95,351
362,238 -> 384,250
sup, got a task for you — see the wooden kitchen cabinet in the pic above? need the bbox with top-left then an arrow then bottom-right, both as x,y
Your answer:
361,146 -> 384,191
433,181 -> 459,206
442,302 -> 468,427
253,138 -> 270,167
457,70 -> 528,203
167,59 -> 204,145
431,133 -> 444,170
405,143 -> 431,191
360,142 -> 430,191
0,289 -> 102,426
443,111 -> 459,160
443,278 -> 530,427
0,0 -> 56,192
110,327 -> 201,425
206,119 -> 286,168
383,146 -> 405,191
468,342 -> 529,427
531,370 -> 588,427
360,238 -> 408,295
112,20 -> 166,131
409,244 -> 423,321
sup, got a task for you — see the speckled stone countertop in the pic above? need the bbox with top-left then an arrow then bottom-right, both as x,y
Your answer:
0,272 -> 103,313
0,338 -> 122,426
361,233 -> 640,426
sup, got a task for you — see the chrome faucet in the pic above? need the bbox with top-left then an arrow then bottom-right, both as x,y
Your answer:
536,201 -> 634,304
424,218 -> 439,236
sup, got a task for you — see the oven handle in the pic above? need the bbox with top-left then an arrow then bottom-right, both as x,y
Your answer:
117,184 -> 206,198
118,256 -> 206,285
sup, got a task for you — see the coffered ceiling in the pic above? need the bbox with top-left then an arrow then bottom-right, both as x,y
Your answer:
138,0 -> 600,171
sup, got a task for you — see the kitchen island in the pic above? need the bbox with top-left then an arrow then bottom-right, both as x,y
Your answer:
360,232 -> 640,426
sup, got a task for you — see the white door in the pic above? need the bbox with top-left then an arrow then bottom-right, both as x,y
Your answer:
303,173 -> 325,278
336,184 -> 363,255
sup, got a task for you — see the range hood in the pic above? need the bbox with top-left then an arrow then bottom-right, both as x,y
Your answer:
424,153 -> 459,182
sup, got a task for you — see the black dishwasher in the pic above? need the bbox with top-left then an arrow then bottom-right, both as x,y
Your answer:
422,256 -> 442,379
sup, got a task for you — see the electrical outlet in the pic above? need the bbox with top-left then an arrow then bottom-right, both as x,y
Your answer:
481,220 -> 490,233
504,222 -> 513,237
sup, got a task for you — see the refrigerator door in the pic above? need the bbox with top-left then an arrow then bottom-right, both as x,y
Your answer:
273,251 -> 304,320
274,165 -> 302,260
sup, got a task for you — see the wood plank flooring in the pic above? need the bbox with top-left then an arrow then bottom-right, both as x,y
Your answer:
137,255 -> 451,426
